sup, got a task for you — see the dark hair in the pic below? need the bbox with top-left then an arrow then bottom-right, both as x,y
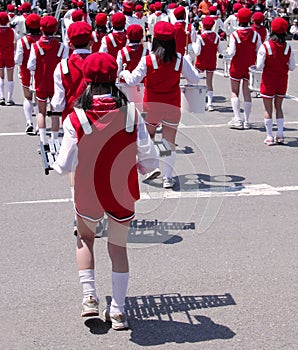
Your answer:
96,25 -> 107,34
239,22 -> 249,27
74,82 -> 128,110
270,32 -> 286,43
72,41 -> 90,49
113,25 -> 125,31
152,38 -> 177,63
26,26 -> 41,35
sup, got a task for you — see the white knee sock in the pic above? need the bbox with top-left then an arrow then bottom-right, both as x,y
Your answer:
276,118 -> 284,137
39,128 -> 47,144
7,81 -> 14,101
110,271 -> 129,314
0,78 -> 4,99
231,97 -> 241,121
51,131 -> 59,140
163,151 -> 176,179
207,91 -> 213,106
264,118 -> 273,138
23,98 -> 33,124
79,269 -> 98,302
243,101 -> 252,123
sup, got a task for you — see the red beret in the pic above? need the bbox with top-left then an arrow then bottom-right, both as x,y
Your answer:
127,24 -> 143,42
83,52 -> 118,83
77,1 -> 84,8
111,12 -> 126,28
0,12 -> 9,25
71,0 -> 78,5
252,11 -> 264,24
122,2 -> 134,12
209,6 -> 217,13
202,16 -> 215,29
174,6 -> 185,19
68,21 -> 92,46
168,3 -> 178,9
233,3 -> 243,12
154,2 -> 162,10
271,17 -> 288,34
40,15 -> 58,33
25,13 -> 41,29
21,2 -> 31,12
149,4 -> 155,11
237,8 -> 251,23
135,4 -> 143,11
7,4 -> 15,12
154,21 -> 176,41
71,9 -> 83,22
95,12 -> 107,26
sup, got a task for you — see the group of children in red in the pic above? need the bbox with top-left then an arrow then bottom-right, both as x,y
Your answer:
0,1 -> 295,330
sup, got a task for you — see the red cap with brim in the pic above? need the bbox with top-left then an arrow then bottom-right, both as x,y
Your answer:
127,24 -> 143,42
21,2 -> 31,12
83,52 -> 118,83
174,6 -> 185,19
40,15 -> 58,33
233,3 -> 243,12
25,13 -> 41,29
71,9 -> 83,22
271,17 -> 288,34
237,8 -> 251,23
252,12 -> 264,24
122,2 -> 134,12
68,21 -> 92,46
202,16 -> 215,30
111,12 -> 126,28
7,4 -> 15,12
154,21 -> 176,41
95,13 -> 107,26
154,2 -> 162,10
0,12 -> 9,25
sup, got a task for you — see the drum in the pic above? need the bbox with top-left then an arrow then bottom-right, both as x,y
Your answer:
223,53 -> 232,78
180,84 -> 207,114
249,66 -> 262,92
116,83 -> 144,105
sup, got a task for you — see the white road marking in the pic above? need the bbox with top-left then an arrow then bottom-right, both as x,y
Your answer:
0,132 -> 26,136
4,184 -> 298,205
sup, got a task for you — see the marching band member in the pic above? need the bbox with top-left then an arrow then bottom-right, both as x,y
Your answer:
226,8 -> 262,130
120,21 -> 200,189
15,13 -> 41,134
91,13 -> 108,53
193,16 -> 224,112
256,17 -> 295,145
7,4 -> 20,40
53,52 -> 158,328
0,12 -> 16,106
18,2 -> 32,38
99,12 -> 127,59
27,16 -> 67,145
251,11 -> 269,43
122,1 -> 141,29
223,3 -> 242,43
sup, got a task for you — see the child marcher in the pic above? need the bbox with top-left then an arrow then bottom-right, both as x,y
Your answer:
52,52 -> 159,329
27,16 -> 66,146
99,12 -> 127,59
120,21 -> 200,188
116,24 -> 148,77
15,13 -> 41,134
256,17 -> 295,145
226,8 -> 262,129
251,11 -> 269,43
91,13 -> 108,53
0,12 -> 16,106
193,16 -> 223,112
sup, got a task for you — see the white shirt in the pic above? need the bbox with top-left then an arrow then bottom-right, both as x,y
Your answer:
192,31 -> 224,56
256,43 -> 296,71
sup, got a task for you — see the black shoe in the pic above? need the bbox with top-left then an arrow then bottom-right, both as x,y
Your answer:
0,98 -> 5,106
25,123 -> 35,135
6,100 -> 15,106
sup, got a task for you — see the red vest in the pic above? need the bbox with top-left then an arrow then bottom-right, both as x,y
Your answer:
195,32 -> 219,71
33,36 -> 64,95
20,34 -> 41,76
174,22 -> 191,56
119,45 -> 148,82
230,29 -> 258,77
69,98 -> 139,216
144,53 -> 183,107
0,27 -> 14,53
105,32 -> 127,58
251,24 -> 267,43
91,31 -> 106,53
60,53 -> 90,121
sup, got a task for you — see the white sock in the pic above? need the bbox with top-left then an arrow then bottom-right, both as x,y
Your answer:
276,118 -> 284,137
23,98 -> 33,124
110,272 -> 129,314
243,101 -> 252,123
7,81 -> 14,101
231,97 -> 241,121
79,269 -> 98,302
70,186 -> 74,201
51,131 -> 59,140
39,128 -> 47,144
264,118 -> 273,138
0,78 -> 4,98
163,151 -> 176,179
207,90 -> 213,106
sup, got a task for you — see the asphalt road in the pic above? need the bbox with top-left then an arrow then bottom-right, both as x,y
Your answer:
0,41 -> 298,350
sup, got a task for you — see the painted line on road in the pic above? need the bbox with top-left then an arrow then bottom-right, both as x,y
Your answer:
4,184 -> 298,205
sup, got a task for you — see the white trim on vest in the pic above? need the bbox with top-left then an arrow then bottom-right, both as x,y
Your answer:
198,35 -> 205,46
36,42 -> 44,55
74,107 -> 93,135
214,34 -> 219,44
126,102 -> 136,133
61,58 -> 69,75
150,53 -> 158,69
233,31 -> 241,44
108,33 -> 117,47
23,36 -> 30,50
57,43 -> 64,57
264,41 -> 272,55
142,46 -> 147,57
92,31 -> 98,42
123,47 -> 130,61
252,31 -> 257,43
284,42 -> 290,55
174,52 -> 182,71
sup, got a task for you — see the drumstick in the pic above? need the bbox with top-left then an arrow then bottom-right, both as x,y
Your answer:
123,63 -> 127,70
